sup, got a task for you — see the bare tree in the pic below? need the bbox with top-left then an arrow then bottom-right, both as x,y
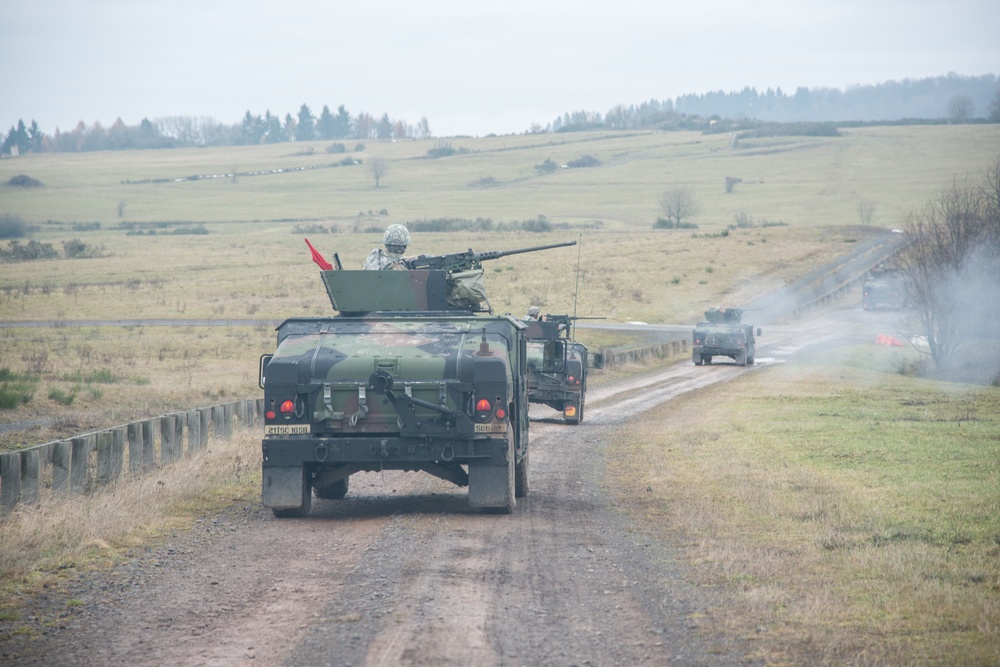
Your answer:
947,95 -> 975,123
857,200 -> 876,225
370,157 -> 388,188
898,157 -> 1000,372
657,186 -> 699,227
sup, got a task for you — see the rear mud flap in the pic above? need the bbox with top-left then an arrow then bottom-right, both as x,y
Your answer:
467,434 -> 515,511
263,466 -> 308,509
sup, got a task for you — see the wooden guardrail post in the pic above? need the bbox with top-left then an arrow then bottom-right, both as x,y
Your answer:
52,440 -> 71,494
223,403 -> 234,439
160,416 -> 176,465
236,400 -> 248,429
70,435 -> 93,493
142,419 -> 155,470
0,451 -> 21,515
186,410 -> 201,454
20,448 -> 40,506
174,413 -> 185,457
127,422 -> 143,474
111,427 -> 126,480
198,408 -> 210,449
96,430 -> 114,486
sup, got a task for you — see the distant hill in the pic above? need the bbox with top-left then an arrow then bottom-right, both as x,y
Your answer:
550,74 -> 1000,131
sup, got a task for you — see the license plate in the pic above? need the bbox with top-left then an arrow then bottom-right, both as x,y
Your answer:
265,424 -> 310,435
474,422 -> 507,434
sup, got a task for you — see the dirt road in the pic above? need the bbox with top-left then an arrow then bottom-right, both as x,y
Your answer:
2,306 -> 891,666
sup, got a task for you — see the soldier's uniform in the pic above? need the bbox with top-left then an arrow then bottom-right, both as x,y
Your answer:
363,224 -> 410,270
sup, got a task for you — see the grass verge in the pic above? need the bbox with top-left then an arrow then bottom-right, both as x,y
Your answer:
606,355 -> 1000,665
0,428 -> 260,633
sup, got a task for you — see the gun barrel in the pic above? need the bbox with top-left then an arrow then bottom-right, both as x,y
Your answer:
478,240 -> 577,261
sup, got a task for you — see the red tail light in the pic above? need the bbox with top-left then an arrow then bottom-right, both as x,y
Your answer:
495,407 -> 506,420
475,398 -> 492,413
280,399 -> 295,414
265,410 -> 276,420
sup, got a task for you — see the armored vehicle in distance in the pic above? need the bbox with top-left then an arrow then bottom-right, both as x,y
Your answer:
862,268 -> 908,310
524,315 -> 605,424
692,307 -> 760,366
259,241 -> 575,516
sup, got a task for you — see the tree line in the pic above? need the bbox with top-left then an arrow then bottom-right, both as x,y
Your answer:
549,74 -> 1000,132
1,104 -> 432,155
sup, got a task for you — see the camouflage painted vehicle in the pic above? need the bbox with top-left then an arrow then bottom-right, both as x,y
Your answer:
692,307 -> 760,366
862,268 -> 908,310
524,315 -> 605,424
259,241 -> 575,516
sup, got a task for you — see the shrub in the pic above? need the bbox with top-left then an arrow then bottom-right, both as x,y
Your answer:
566,155 -> 600,168
48,387 -> 76,406
0,240 -> 59,262
325,143 -> 346,154
535,159 -> 558,174
0,368 -> 36,409
6,174 -> 42,187
653,218 -> 698,230
0,214 -> 28,239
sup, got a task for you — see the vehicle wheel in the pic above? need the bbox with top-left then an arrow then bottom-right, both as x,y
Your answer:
515,448 -> 529,498
692,352 -> 703,366
737,351 -> 747,366
747,355 -> 755,365
703,355 -> 712,365
314,476 -> 349,500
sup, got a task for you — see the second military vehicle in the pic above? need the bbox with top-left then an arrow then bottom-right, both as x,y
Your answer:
524,315 -> 605,424
259,241 -> 576,516
862,267 -> 908,310
692,307 -> 760,366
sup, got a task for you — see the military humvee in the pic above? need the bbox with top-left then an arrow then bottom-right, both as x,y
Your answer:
524,315 -> 605,424
692,307 -> 760,366
862,267 -> 908,310
259,242 -> 574,516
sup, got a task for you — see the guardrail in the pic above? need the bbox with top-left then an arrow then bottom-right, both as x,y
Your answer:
602,337 -> 689,366
0,398 -> 263,518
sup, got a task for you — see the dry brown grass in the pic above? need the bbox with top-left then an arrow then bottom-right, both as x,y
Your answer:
607,360 -> 1000,666
0,427 -> 259,599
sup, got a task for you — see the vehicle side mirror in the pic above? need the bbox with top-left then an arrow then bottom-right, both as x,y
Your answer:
756,328 -> 762,336
259,354 -> 272,389
590,352 -> 605,369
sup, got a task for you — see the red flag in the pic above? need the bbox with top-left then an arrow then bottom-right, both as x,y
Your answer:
304,238 -> 333,270
876,334 -> 905,347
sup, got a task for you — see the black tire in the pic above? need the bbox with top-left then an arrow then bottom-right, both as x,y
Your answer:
704,355 -> 712,365
693,353 -> 703,366
314,476 -> 349,500
515,448 -> 529,498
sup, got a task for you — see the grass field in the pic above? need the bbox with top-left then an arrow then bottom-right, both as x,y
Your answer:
607,348 -> 1000,665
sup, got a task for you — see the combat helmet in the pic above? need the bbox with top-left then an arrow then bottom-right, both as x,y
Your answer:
383,224 -> 410,254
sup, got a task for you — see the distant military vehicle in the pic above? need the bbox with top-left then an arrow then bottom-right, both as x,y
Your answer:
259,241 -> 576,516
524,315 -> 605,424
692,307 -> 760,366
862,267 -> 908,310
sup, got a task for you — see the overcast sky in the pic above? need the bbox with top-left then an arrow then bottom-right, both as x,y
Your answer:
3,0 -> 998,138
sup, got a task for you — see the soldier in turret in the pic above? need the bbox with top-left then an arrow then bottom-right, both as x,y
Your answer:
523,306 -> 542,321
363,224 -> 411,270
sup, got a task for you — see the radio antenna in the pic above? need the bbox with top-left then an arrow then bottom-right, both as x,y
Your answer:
571,233 -> 582,341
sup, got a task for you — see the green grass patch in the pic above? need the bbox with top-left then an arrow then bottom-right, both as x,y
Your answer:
47,387 -> 76,406
0,368 -> 37,409
607,362 -> 1000,665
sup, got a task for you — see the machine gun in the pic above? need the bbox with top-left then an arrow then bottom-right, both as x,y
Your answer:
543,314 -> 607,339
405,241 -> 577,272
